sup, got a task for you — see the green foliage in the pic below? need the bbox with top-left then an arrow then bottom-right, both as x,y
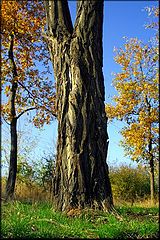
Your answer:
1,201 -> 159,239
33,154 -> 56,190
110,165 -> 151,203
14,159 -> 159,204
16,153 -> 56,189
2,151 -> 56,201
17,159 -> 35,185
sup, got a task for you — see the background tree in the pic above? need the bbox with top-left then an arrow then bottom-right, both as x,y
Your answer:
106,6 -> 159,203
44,0 -> 113,212
1,0 -> 56,200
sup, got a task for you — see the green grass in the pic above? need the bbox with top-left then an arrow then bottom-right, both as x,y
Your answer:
1,201 -> 159,239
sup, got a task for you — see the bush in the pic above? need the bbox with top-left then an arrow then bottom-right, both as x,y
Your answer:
109,165 -> 151,204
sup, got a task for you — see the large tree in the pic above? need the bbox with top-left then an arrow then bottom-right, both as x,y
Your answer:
44,0 -> 113,211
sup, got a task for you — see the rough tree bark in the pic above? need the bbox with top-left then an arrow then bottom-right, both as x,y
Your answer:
44,0 -> 113,211
5,34 -> 18,200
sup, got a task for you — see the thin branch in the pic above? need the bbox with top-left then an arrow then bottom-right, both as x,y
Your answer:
16,107 -> 36,120
17,80 -> 36,101
17,80 -> 57,118
2,116 -> 11,126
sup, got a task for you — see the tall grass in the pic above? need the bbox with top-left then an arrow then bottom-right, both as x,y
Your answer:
1,177 -> 51,202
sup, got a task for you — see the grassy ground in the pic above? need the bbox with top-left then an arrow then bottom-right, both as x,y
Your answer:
1,201 -> 159,239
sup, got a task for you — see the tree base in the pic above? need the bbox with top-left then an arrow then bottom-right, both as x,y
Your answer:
53,194 -> 114,212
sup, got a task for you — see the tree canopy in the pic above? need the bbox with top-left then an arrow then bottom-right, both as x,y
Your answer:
1,0 -> 56,127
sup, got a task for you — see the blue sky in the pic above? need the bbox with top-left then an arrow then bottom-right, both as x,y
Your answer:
2,0 -> 158,171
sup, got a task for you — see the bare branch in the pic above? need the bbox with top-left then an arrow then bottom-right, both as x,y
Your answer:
17,80 -> 57,118
17,80 -> 36,101
1,116 -> 11,126
16,107 -> 36,120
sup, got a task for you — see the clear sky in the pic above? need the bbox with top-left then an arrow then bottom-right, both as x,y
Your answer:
2,0 -> 158,172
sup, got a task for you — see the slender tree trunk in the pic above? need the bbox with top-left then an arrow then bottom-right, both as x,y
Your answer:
5,101 -> 18,200
5,34 -> 18,201
149,139 -> 155,204
146,97 -> 155,204
45,0 -> 113,211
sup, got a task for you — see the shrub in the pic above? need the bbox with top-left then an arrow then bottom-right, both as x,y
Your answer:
109,165 -> 151,204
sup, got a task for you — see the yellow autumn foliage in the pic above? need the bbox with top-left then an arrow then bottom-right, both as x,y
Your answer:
1,0 -> 56,126
106,7 -> 159,164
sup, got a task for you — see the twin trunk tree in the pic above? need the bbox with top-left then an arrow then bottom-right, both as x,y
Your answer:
45,0 -> 113,211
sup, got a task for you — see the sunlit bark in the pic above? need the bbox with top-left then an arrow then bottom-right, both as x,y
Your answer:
45,0 -> 113,211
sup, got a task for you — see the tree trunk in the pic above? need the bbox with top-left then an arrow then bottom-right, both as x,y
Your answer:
5,115 -> 18,200
146,97 -> 155,204
5,34 -> 18,201
45,0 -> 113,211
149,140 -> 155,204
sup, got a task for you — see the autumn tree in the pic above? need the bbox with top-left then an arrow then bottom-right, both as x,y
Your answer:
1,0 -> 56,200
44,0 -> 113,212
106,6 -> 159,203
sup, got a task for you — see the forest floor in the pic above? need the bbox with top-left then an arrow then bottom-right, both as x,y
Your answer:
1,201 -> 159,239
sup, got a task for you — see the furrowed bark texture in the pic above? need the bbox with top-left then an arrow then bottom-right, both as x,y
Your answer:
45,0 -> 113,211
